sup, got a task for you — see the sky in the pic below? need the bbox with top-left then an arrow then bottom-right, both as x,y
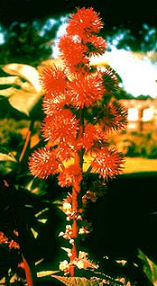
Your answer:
52,19 -> 157,98
90,49 -> 157,98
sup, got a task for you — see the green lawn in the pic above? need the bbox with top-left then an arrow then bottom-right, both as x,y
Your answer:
124,157 -> 157,174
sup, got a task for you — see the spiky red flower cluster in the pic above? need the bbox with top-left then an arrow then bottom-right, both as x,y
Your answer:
67,8 -> 103,41
91,147 -> 124,180
59,36 -> 88,71
59,8 -> 106,72
87,35 -> 107,56
67,71 -> 105,108
42,109 -> 78,144
40,66 -> 67,95
101,101 -> 128,132
29,148 -> 59,178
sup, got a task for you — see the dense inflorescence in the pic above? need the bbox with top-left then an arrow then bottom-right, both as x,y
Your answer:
29,7 -> 127,276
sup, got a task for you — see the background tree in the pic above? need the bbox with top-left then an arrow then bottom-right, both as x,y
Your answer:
0,19 -> 60,66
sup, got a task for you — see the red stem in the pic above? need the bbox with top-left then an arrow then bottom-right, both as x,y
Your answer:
19,129 -> 31,162
22,255 -> 35,286
69,186 -> 78,276
19,124 -> 35,286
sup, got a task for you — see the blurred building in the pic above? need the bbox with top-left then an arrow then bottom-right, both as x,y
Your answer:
120,96 -> 157,132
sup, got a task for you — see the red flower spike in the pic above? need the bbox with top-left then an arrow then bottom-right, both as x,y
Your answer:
58,163 -> 82,190
42,109 -> 78,144
67,8 -> 103,41
59,36 -> 88,71
29,148 -> 59,179
40,66 -> 67,95
67,71 -> 105,108
91,147 -> 124,180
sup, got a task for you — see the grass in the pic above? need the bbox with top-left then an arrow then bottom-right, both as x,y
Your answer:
124,157 -> 157,174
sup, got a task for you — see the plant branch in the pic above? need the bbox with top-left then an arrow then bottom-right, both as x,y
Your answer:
19,121 -> 34,163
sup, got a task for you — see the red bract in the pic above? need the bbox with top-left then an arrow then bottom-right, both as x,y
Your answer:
29,148 -> 59,178
59,36 -> 88,71
67,71 -> 105,108
91,147 -> 124,180
42,109 -> 78,144
40,66 -> 67,95
67,8 -> 103,41
58,163 -> 82,190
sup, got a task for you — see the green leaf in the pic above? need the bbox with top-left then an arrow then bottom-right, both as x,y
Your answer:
138,249 -> 157,285
0,161 -> 17,176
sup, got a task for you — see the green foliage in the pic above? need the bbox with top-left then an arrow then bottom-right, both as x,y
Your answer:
111,131 -> 157,159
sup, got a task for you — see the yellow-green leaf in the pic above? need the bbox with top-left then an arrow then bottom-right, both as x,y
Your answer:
37,271 -> 58,278
8,89 -> 42,115
31,228 -> 38,239
0,153 -> 16,162
0,76 -> 20,85
0,87 -> 17,97
2,63 -> 41,92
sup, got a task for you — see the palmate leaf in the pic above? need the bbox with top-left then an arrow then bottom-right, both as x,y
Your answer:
0,63 -> 43,115
52,275 -> 121,286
